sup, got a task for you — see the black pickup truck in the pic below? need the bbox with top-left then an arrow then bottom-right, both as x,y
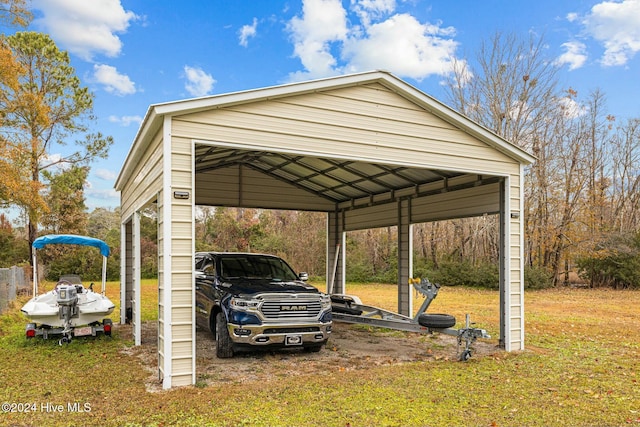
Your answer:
195,252 -> 333,358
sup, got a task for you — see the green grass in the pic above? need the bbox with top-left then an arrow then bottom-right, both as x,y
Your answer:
1,282 -> 638,426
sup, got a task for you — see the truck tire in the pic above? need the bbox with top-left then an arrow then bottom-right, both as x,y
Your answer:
215,312 -> 234,358
418,313 -> 456,329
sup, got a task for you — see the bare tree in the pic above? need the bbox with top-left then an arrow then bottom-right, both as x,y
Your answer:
445,31 -> 560,149
609,118 -> 640,232
444,31 -> 562,276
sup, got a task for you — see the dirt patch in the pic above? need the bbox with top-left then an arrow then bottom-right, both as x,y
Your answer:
119,321 -> 501,392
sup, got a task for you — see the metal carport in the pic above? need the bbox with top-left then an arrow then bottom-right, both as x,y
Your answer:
115,70 -> 534,389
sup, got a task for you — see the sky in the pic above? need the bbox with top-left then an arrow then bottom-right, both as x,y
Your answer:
7,0 -> 640,216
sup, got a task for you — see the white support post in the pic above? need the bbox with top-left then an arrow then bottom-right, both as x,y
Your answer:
161,115 -> 173,390
133,211 -> 142,346
120,222 -> 127,325
32,252 -> 38,296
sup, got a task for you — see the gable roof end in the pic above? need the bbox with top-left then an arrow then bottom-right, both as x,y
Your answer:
115,70 -> 534,191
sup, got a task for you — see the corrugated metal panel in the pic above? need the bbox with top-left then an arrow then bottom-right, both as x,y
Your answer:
157,189 -> 166,381
178,124 -> 513,175
171,341 -> 192,358
411,183 -> 501,223
120,130 -> 164,219
171,288 -> 192,306
172,306 -> 191,323
344,203 -> 398,231
195,165 -> 335,210
280,83 -> 450,126
171,360 -> 193,387
168,137 -> 194,385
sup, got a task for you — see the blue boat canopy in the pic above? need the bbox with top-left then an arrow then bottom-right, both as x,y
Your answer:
32,234 -> 110,257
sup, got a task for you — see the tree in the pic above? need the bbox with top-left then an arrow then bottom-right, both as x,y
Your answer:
0,32 -> 113,261
0,0 -> 30,207
445,31 -> 560,149
0,213 -> 28,265
609,118 -> 640,232
40,165 -> 89,235
444,31 -> 568,280
0,0 -> 31,28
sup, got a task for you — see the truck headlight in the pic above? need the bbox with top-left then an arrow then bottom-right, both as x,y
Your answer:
320,293 -> 331,310
230,297 -> 261,311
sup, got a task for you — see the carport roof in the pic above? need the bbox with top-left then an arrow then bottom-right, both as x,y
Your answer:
194,145 -> 467,205
115,70 -> 534,194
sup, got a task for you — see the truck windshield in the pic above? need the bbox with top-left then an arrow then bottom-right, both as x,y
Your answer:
220,255 -> 299,281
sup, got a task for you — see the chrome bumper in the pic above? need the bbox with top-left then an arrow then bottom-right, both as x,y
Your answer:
227,321 -> 332,346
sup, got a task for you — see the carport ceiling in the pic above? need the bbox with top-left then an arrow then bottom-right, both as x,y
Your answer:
195,144 -> 467,205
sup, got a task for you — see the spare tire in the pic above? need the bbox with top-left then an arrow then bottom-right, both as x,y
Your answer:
418,313 -> 456,329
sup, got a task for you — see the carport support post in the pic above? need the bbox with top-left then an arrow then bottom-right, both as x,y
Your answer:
327,211 -> 345,295
120,213 -> 141,346
397,199 -> 412,316
499,180 -> 506,349
499,174 -> 525,352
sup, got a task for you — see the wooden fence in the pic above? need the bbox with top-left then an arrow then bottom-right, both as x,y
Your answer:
0,266 -> 28,314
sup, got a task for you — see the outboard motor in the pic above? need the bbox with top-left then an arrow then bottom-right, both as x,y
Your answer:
56,284 -> 78,306
56,284 -> 79,344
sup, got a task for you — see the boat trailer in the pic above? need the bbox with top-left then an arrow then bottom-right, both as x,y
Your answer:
330,278 -> 490,361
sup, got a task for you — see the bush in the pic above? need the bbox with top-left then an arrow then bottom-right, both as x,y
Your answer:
576,232 -> 640,289
416,261 -> 499,289
352,257 -> 553,290
346,261 -> 375,283
524,265 -> 554,289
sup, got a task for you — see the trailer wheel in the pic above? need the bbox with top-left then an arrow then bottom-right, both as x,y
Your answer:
418,313 -> 456,329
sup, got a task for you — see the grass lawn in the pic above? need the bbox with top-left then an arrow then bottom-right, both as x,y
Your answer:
0,280 -> 638,427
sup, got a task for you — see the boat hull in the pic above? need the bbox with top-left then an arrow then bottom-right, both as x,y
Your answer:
21,289 -> 115,328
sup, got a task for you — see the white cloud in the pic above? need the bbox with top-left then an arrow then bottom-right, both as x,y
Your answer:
581,0 -> 640,66
566,12 -> 579,22
93,64 -> 136,96
286,0 -> 349,80
558,96 -> 587,119
556,41 -> 588,70
108,115 -> 143,127
32,0 -> 139,61
183,66 -> 216,97
352,0 -> 396,26
95,169 -> 118,181
239,18 -> 258,47
85,186 -> 119,201
286,0 -> 460,82
40,153 -> 66,170
342,13 -> 459,80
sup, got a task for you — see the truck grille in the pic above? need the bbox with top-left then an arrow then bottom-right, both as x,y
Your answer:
260,295 -> 322,320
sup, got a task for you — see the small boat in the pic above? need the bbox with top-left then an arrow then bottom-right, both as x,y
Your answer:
21,234 -> 115,344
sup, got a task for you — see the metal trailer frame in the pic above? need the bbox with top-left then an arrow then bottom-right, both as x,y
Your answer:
330,278 -> 491,361
26,319 -> 113,344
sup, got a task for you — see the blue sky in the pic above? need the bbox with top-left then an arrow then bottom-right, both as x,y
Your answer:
13,0 -> 640,214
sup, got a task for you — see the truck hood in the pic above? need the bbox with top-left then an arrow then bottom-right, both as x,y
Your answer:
220,278 -> 321,296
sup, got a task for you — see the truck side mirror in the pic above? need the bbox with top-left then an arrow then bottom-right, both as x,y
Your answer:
299,272 -> 309,281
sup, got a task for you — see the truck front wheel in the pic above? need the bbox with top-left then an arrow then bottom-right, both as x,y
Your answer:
215,312 -> 234,358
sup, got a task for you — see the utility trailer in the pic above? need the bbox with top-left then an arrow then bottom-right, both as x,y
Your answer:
330,278 -> 490,361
